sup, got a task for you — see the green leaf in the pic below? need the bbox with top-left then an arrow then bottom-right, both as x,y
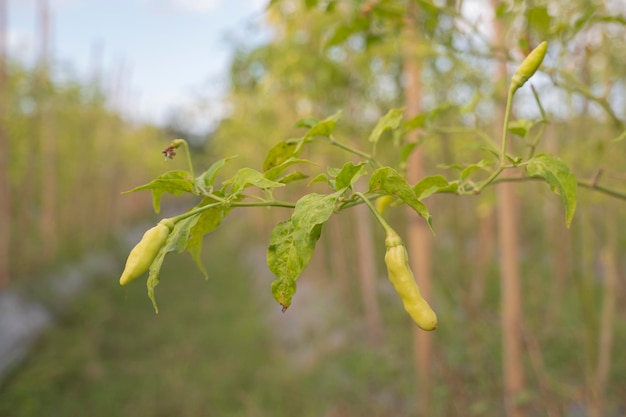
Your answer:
325,24 -> 357,48
508,120 -> 535,138
304,110 -> 343,140
195,156 -> 237,190
264,157 -> 316,181
369,167 -> 433,231
224,168 -> 285,196
335,161 -> 367,190
368,107 -> 405,144
308,173 -> 331,187
147,213 -> 203,313
263,141 -> 299,171
612,130 -> 626,142
124,170 -> 195,213
266,192 -> 339,310
527,6 -> 551,39
187,201 -> 230,280
460,159 -> 494,180
277,172 -> 308,185
402,113 -> 427,132
414,175 -> 458,199
526,153 -> 577,227
294,116 -> 319,129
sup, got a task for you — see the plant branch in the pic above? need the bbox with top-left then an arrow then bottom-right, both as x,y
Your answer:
500,85 -> 515,166
491,175 -> 626,201
231,200 -> 296,209
355,192 -> 395,236
328,135 -> 383,167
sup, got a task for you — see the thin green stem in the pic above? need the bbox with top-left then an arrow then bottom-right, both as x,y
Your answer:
473,165 -> 511,194
328,135 -> 383,168
491,176 -> 626,202
171,201 -> 221,223
181,140 -> 195,180
471,83 -> 516,194
500,85 -> 516,166
231,200 -> 296,209
355,192 -> 395,236
170,198 -> 296,224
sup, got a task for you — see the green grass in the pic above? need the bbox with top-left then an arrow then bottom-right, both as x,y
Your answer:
1,228 -> 624,417
0,235 -> 281,417
0,232 -> 413,417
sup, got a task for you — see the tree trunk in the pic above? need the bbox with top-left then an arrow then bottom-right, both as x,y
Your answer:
354,199 -> 384,346
496,182 -> 526,417
492,3 -> 526,416
403,5 -> 434,416
327,213 -> 355,310
588,212 -> 618,417
0,0 -> 9,289
468,207 -> 495,315
38,0 -> 57,262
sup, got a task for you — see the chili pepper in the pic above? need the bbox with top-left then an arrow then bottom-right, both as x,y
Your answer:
510,41 -> 548,92
119,219 -> 173,286
375,195 -> 394,216
384,229 -> 437,331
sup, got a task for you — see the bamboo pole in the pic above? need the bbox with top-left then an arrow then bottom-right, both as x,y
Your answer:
0,0 -> 9,289
403,4 -> 434,416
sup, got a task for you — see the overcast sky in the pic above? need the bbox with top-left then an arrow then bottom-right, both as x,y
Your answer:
7,0 -> 269,131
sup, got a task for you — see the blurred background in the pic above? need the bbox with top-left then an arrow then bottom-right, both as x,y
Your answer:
0,0 -> 625,416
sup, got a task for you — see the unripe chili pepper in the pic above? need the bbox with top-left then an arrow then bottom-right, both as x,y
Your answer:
375,195 -> 394,216
119,219 -> 173,286
510,41 -> 548,93
384,230 -> 437,331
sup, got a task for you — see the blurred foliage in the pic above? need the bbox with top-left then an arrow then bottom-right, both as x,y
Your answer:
2,0 -> 626,415
5,61 -> 174,279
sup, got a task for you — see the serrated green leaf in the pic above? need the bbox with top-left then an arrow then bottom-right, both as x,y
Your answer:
368,107 -> 405,144
195,156 -> 237,190
526,153 -> 577,227
369,167 -> 433,231
263,141 -> 299,171
414,175 -> 457,199
335,161 -> 367,190
266,192 -> 339,310
224,167 -> 286,196
124,170 -> 195,213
